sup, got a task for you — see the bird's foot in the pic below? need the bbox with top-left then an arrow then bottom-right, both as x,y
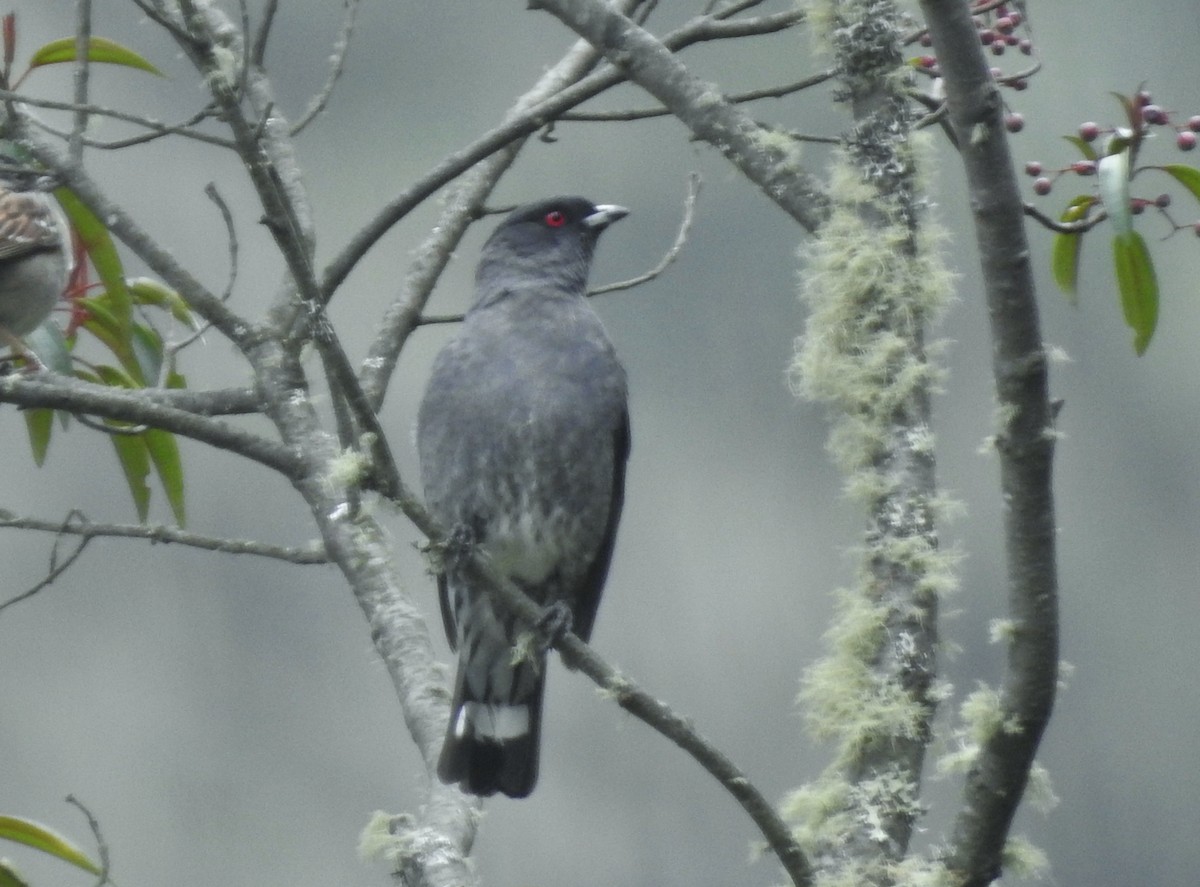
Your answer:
533,600 -> 574,652
444,522 -> 477,564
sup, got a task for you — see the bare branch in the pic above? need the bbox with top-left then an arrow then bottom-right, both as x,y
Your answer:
561,70 -> 836,122
0,510 -> 91,615
920,0 -> 1060,883
323,2 -> 812,303
290,0 -> 360,136
69,0 -> 92,166
0,90 -> 233,149
64,796 -> 112,887
1023,200 -> 1106,234
529,0 -> 829,231
0,511 -> 327,567
0,373 -> 304,477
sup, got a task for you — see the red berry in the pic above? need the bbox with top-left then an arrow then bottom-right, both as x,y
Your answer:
1011,78 -> 1028,91
1071,160 -> 1097,176
1008,10 -> 1023,25
980,29 -> 996,45
1033,177 -> 1052,196
990,41 -> 1006,55
1178,131 -> 1198,151
1025,160 -> 1043,176
1019,38 -> 1033,55
989,66 -> 1003,80
1156,193 -> 1172,208
1079,122 -> 1100,142
1004,33 -> 1020,46
995,15 -> 1015,33
1005,112 -> 1025,133
1141,104 -> 1167,125
1130,200 -> 1146,215
920,32 -> 933,47
1188,116 -> 1200,133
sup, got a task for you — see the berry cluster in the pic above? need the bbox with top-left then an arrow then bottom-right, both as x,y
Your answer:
1024,89 -> 1200,236
913,2 -> 1036,134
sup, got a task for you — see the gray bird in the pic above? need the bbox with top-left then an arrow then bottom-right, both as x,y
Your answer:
0,175 -> 69,364
417,197 -> 630,798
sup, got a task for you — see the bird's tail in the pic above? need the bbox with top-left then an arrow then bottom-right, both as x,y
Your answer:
438,650 -> 546,799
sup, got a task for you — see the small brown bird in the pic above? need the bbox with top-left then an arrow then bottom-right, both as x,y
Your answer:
0,175 -> 70,365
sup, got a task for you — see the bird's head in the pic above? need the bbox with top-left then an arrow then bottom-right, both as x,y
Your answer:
474,196 -> 628,299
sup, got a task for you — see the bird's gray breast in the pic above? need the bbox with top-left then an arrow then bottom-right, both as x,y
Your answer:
418,296 -> 626,591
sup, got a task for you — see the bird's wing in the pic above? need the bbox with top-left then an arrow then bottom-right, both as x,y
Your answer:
570,407 -> 630,644
0,191 -> 64,262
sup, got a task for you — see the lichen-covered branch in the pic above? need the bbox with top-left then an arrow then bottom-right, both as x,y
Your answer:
918,1 -> 1060,884
785,1 -> 954,884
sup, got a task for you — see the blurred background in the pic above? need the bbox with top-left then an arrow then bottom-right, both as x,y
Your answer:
3,2 -> 1198,885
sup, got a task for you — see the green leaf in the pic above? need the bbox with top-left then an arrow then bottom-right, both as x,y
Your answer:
1158,163 -> 1200,205
1112,230 -> 1159,355
145,427 -> 186,526
1051,196 -> 1097,301
53,189 -> 134,340
28,36 -> 163,76
23,408 -> 54,466
0,815 -> 102,876
0,860 -> 31,887
1062,134 -> 1099,162
110,428 -> 152,521
129,277 -> 196,327
1052,234 -> 1083,301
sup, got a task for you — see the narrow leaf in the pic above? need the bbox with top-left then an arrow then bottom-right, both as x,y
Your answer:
1113,231 -> 1159,355
1051,196 -> 1097,301
129,277 -> 196,327
145,427 -> 186,526
1052,234 -> 1083,301
1062,134 -> 1099,162
28,36 -> 163,76
53,189 -> 134,338
1158,163 -> 1200,205
0,860 -> 30,887
0,815 -> 102,876
23,408 -> 54,466
110,429 -> 152,521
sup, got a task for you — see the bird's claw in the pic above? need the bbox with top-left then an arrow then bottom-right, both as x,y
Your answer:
534,600 -> 574,652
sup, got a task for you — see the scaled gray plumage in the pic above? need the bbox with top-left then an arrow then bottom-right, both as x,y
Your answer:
417,197 -> 630,798
0,175 -> 69,361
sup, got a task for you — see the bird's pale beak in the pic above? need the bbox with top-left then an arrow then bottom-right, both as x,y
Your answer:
583,204 -> 630,230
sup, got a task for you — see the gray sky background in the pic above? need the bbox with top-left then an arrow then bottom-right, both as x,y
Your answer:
3,2 -> 1199,886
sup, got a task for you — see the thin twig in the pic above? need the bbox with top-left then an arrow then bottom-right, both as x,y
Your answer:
320,3 -> 808,300
250,0 -> 278,66
290,0 -> 360,136
561,71 -> 836,122
0,510 -> 91,614
64,795 -> 111,886
70,0 -> 92,166
592,171 -> 700,294
0,511 -> 326,569
1023,200 -> 1106,234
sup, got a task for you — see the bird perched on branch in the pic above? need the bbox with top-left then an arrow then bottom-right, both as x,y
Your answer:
417,197 -> 630,798
0,174 -> 69,366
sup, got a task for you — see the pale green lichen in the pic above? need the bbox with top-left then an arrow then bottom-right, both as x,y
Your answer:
1001,834 -> 1051,880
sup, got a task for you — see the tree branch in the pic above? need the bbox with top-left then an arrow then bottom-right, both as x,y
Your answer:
0,373 -> 303,477
529,0 -> 829,231
919,1 -> 1059,884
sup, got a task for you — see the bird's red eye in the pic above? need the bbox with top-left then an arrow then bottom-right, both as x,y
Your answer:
544,210 -> 566,227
